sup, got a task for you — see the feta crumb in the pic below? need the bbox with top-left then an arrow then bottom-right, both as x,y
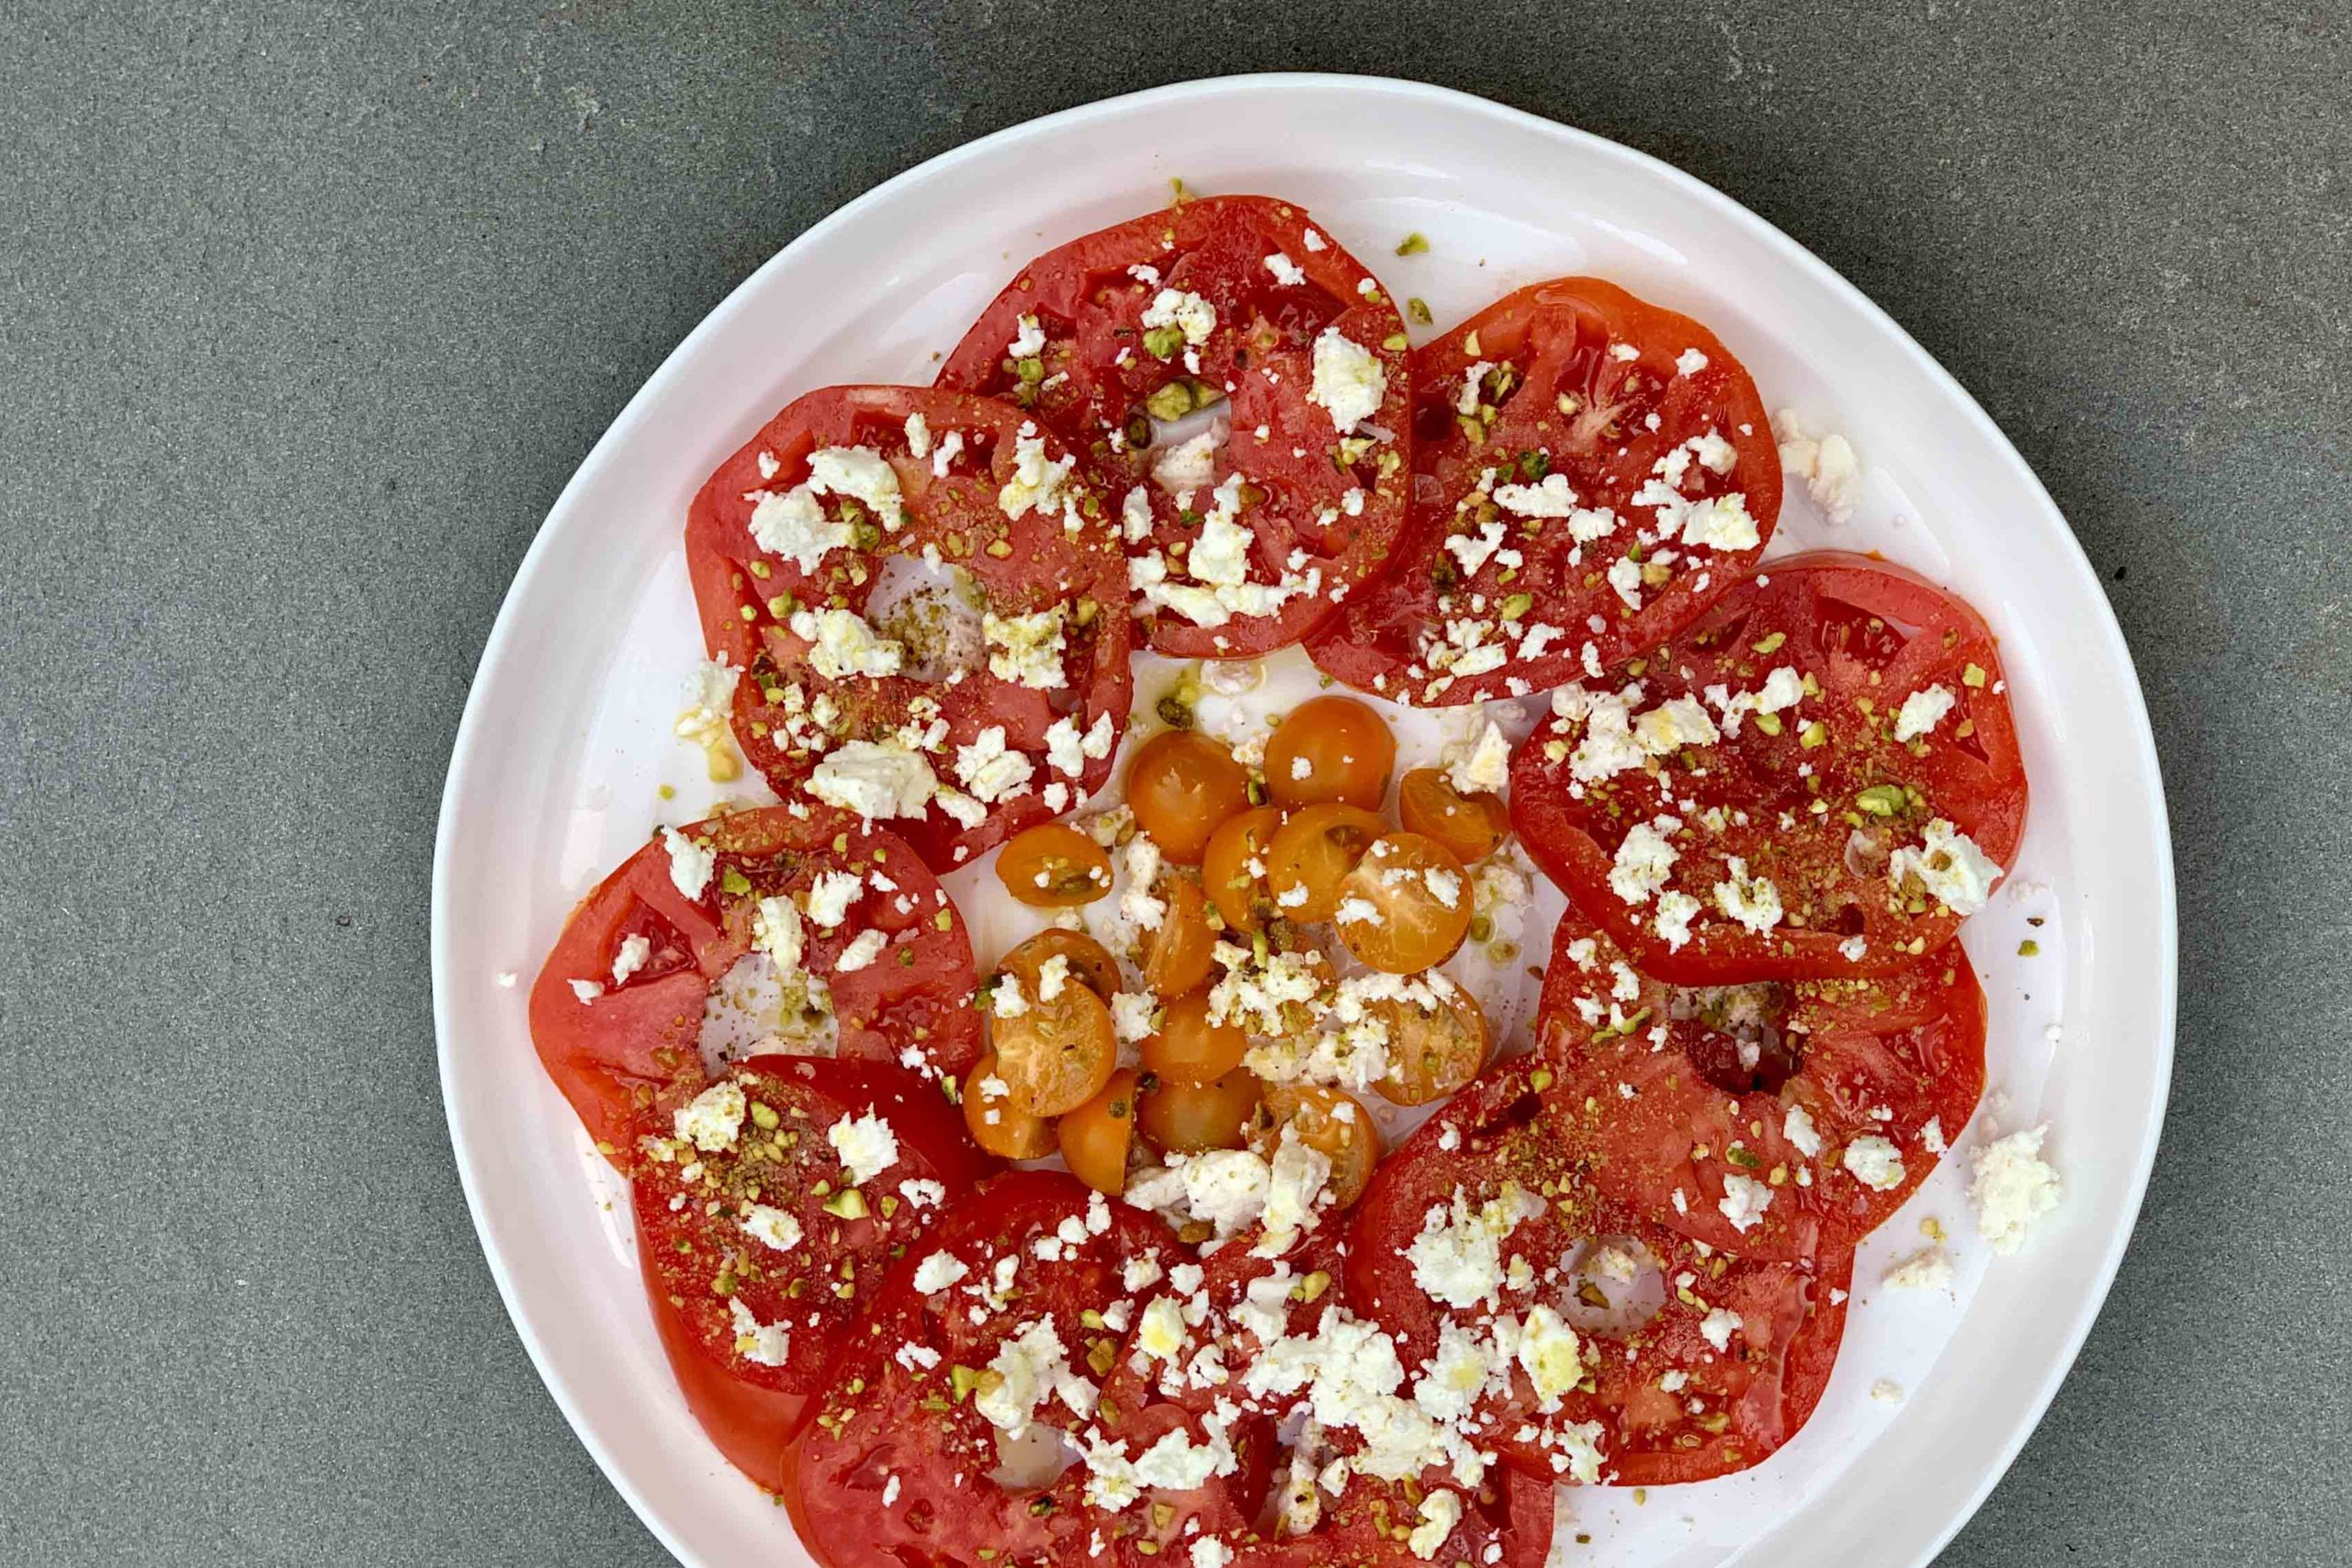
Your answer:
1844,1135 -> 1907,1192
1308,328 -> 1386,433
1971,1126 -> 2062,1255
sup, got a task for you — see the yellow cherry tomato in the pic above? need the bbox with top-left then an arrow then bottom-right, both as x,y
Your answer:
1335,831 -> 1475,974
1058,1067 -> 1141,1196
964,1051 -> 1054,1159
1265,696 -> 1396,811
1374,980 -> 1490,1106
1138,1067 -> 1263,1155
1141,875 -> 1217,999
1126,730 -> 1252,864
1397,767 -> 1510,863
1138,988 -> 1249,1086
1250,1086 -> 1381,1209
1265,803 -> 1388,925
1201,805 -> 1285,934
994,824 -> 1115,908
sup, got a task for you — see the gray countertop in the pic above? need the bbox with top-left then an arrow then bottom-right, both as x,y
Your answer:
3,1 -> 2346,1563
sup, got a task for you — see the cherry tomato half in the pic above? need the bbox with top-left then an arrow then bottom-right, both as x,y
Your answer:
1126,730 -> 1252,863
1398,767 -> 1510,864
1138,988 -> 1249,1086
1140,1067 -> 1264,1155
993,825 -> 1114,908
1058,1067 -> 1141,1196
1375,981 -> 1490,1106
1336,832 -> 1475,974
1201,805 -> 1285,934
1251,1085 -> 1381,1208
1141,876 -> 1217,998
964,1051 -> 1054,1159
997,929 -> 1122,1007
1264,696 -> 1396,812
989,972 -> 1116,1117
1265,803 -> 1388,924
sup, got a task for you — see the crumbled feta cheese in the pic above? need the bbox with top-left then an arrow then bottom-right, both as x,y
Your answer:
609,933 -> 650,986
1844,1135 -> 1907,1192
826,1111 -> 899,1185
1263,252 -> 1306,287
984,604 -> 1069,691
1712,856 -> 1784,936
1883,1246 -> 1953,1291
1308,328 -> 1386,433
741,1203 -> 802,1253
1609,817 -> 1681,905
997,425 -> 1077,524
912,1251 -> 967,1293
1698,1308 -> 1743,1353
1888,818 -> 2004,917
1717,1173 -> 1775,1233
748,484 -> 856,574
1782,1103 -> 1824,1158
806,740 -> 940,822
1894,684 -> 1957,742
1971,1126 -> 2062,1255
1142,288 -> 1217,347
662,827 -> 716,899
1444,719 -> 1511,796
568,978 -> 603,1004
1407,1490 -> 1461,1560
673,1080 -> 747,1153
833,929 -> 888,972
804,870 -> 862,930
955,726 -> 1035,806
1675,347 -> 1710,377
728,1298 -> 791,1366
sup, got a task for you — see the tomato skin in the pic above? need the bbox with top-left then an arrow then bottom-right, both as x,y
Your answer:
1532,910 -> 1986,1259
994,824 -> 1114,908
1200,804 -> 1285,933
1263,802 -> 1387,924
684,386 -> 1132,872
529,807 -> 983,1162
1310,276 -> 1781,705
1374,979 -> 1490,1107
1397,766 -> 1510,863
1345,1055 -> 1850,1485
1510,551 -> 2028,982
1125,729 -> 1251,863
1263,695 -> 1395,810
987,976 -> 1116,1117
1227,1469 -> 1555,1568
936,195 -> 1413,659
1058,1067 -> 1142,1195
632,1055 -> 997,1483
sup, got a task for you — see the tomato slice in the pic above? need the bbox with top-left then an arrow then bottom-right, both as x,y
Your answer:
685,386 -> 1133,870
1533,910 -> 1984,1259
529,806 -> 984,1158
1310,276 -> 1781,705
632,1055 -> 996,1487
783,1171 -> 1267,1568
1345,1056 -> 1850,1486
1510,551 -> 2028,980
936,195 -> 1412,658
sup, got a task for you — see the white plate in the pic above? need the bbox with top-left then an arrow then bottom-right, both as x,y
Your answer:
433,73 -> 2175,1568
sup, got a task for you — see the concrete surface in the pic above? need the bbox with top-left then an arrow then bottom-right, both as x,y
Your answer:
2,1 -> 2346,1563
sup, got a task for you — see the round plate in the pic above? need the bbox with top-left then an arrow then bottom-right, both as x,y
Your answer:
433,73 -> 2174,1568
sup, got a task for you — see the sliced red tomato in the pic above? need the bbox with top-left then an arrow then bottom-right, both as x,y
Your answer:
1346,1055 -> 1850,1487
685,386 -> 1132,870
1310,276 -> 1781,705
633,1055 -> 997,1489
936,195 -> 1411,658
782,1171 -> 1268,1568
1533,911 -> 1985,1259
1510,551 -> 2028,980
1229,1468 -> 1555,1568
528,806 -> 984,1159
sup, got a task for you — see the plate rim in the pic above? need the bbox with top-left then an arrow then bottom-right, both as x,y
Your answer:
431,69 -> 2177,1568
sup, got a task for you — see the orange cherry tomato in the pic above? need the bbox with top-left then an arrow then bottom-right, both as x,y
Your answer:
1201,805 -> 1285,934
997,929 -> 1121,1006
1141,875 -> 1217,998
993,824 -> 1114,908
1265,803 -> 1388,924
1264,696 -> 1396,811
988,970 -> 1117,1117
1138,988 -> 1249,1086
1126,730 -> 1251,863
1335,832 -> 1475,974
1138,1067 -> 1263,1155
1250,1086 -> 1381,1208
1397,767 -> 1510,864
1058,1067 -> 1141,1196
1374,980 -> 1491,1106
964,1051 -> 1053,1159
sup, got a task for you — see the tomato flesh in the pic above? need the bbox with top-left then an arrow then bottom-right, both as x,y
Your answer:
1510,551 -> 2028,981
1398,766 -> 1510,863
685,386 -> 1132,871
1532,910 -> 1985,1259
1126,729 -> 1251,863
937,196 -> 1412,658
995,824 -> 1115,908
1311,276 -> 1781,705
1263,694 -> 1394,810
529,806 -> 984,1160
